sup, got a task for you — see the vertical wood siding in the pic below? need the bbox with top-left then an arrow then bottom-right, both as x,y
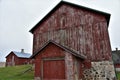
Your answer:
43,60 -> 65,79
33,3 -> 111,61
34,43 -> 65,78
34,43 -> 83,79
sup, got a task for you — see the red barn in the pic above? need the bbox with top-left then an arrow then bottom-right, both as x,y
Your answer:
112,48 -> 120,72
6,49 -> 32,66
30,1 -> 116,80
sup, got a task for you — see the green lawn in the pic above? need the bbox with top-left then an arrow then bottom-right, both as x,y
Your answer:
0,65 -> 34,80
1,65 -> 120,80
117,72 -> 120,80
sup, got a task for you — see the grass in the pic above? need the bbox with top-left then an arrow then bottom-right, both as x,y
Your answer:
0,65 -> 34,80
117,72 -> 120,80
1,65 -> 120,80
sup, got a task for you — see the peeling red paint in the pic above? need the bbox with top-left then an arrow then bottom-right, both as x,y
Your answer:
34,43 -> 65,79
34,43 -> 84,80
31,1 -> 113,80
33,3 -> 111,61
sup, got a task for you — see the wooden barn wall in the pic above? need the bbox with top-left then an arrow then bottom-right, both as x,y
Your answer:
6,52 -> 31,66
65,51 -> 84,80
114,64 -> 120,68
16,58 -> 31,65
34,43 -> 84,80
6,53 -> 17,66
33,3 -> 112,61
34,43 -> 65,78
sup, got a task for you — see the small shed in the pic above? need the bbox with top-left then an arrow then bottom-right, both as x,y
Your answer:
112,48 -> 120,71
31,40 -> 86,80
6,50 -> 32,66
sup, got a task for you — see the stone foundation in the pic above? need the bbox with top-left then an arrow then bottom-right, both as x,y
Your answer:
83,61 -> 116,80
34,77 -> 41,80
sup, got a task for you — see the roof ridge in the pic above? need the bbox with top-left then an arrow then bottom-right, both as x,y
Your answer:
13,51 -> 31,54
29,0 -> 110,33
12,51 -> 31,58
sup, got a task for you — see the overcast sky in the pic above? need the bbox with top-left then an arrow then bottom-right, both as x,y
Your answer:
0,0 -> 120,62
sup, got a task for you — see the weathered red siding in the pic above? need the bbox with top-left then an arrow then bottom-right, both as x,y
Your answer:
65,51 -> 84,80
6,52 -> 17,66
34,43 -> 83,80
6,52 -> 32,66
34,43 -> 65,78
33,3 -> 112,61
16,58 -> 31,65
43,60 -> 65,79
115,64 -> 120,68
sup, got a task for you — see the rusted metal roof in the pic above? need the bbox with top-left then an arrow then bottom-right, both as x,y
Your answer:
30,40 -> 86,59
29,0 -> 110,33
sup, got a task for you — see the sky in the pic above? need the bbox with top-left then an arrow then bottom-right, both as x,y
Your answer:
0,0 -> 120,62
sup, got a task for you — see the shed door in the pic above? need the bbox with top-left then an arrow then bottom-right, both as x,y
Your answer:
43,60 -> 65,80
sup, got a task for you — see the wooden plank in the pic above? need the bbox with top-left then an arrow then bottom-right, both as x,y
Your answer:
42,57 -> 64,61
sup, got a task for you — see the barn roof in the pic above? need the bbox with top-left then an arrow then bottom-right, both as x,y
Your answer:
29,0 -> 110,33
6,51 -> 32,58
112,50 -> 120,64
30,40 -> 86,60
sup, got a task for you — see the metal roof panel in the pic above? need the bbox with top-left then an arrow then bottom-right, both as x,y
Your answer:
13,51 -> 31,58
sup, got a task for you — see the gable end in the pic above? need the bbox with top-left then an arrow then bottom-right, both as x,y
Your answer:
29,1 -> 110,33
30,40 -> 86,59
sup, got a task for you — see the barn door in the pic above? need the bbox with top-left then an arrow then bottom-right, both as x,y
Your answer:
42,59 -> 65,80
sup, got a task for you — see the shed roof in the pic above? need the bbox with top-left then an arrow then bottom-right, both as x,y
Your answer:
31,40 -> 86,60
30,0 -> 110,33
6,51 -> 31,58
112,50 -> 120,64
